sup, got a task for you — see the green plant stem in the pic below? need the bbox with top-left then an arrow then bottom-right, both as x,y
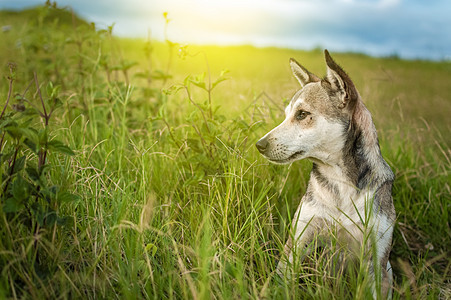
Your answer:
202,52 -> 213,119
34,72 -> 50,125
2,146 -> 19,196
0,132 -> 5,151
161,117 -> 187,158
184,86 -> 210,134
34,73 -> 50,169
0,69 -> 14,120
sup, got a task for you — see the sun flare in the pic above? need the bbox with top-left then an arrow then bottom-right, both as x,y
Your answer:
151,0 -> 282,45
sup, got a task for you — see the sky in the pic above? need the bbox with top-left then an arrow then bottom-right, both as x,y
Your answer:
1,0 -> 450,60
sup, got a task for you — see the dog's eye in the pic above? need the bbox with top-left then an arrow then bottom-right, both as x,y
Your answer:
296,110 -> 310,120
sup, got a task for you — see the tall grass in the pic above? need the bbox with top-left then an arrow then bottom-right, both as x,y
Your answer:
0,3 -> 449,299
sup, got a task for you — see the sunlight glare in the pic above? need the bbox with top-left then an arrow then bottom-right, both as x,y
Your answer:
152,0 -> 282,45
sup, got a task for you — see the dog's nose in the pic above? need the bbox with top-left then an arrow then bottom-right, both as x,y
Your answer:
256,138 -> 269,154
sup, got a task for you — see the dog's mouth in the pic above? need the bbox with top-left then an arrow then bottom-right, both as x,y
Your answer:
268,150 -> 305,164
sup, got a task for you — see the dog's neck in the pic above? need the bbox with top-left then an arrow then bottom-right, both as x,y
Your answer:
312,99 -> 393,190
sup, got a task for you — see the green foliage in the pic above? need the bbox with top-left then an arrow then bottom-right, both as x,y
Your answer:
0,3 -> 449,300
0,65 -> 76,228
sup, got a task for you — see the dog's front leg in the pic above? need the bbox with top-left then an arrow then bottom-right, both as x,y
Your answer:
366,212 -> 394,299
367,240 -> 393,299
276,200 -> 319,278
376,225 -> 394,299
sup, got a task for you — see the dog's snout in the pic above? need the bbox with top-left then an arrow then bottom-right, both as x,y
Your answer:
256,138 -> 269,154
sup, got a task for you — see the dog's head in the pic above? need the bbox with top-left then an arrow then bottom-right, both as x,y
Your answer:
256,50 -> 360,164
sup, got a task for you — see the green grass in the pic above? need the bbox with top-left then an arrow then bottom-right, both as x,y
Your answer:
0,4 -> 450,299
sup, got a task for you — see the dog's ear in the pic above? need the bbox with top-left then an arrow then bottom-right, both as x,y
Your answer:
324,49 -> 358,109
290,58 -> 320,87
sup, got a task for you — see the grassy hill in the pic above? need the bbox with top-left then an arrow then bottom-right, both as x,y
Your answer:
0,3 -> 89,26
0,3 -> 450,299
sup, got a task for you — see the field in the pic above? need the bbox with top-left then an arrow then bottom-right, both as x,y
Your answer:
0,4 -> 450,299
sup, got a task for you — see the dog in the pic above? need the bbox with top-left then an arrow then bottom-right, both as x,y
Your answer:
256,50 -> 395,298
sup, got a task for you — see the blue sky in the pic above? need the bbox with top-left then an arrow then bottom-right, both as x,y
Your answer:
1,0 -> 450,60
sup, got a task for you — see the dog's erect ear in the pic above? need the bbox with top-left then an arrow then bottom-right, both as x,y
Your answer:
324,49 -> 358,109
290,58 -> 320,87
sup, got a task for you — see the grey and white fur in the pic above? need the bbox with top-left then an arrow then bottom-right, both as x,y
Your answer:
256,50 -> 395,298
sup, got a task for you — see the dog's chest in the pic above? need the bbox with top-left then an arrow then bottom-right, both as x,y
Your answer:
296,186 -> 373,251
306,172 -> 377,231
320,188 -> 372,219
